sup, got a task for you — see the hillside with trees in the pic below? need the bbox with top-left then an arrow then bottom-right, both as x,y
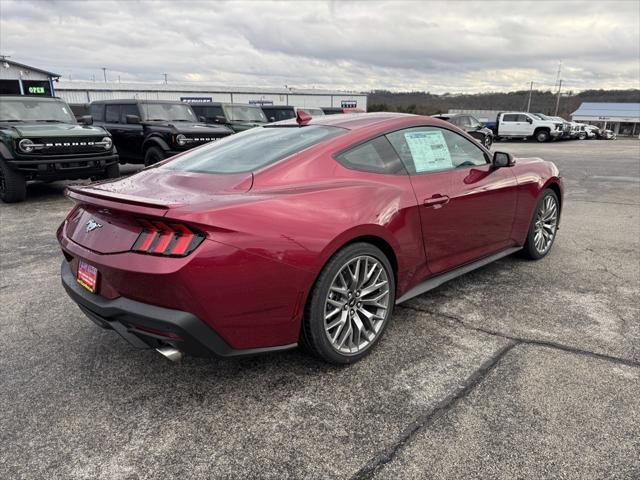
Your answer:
367,89 -> 640,118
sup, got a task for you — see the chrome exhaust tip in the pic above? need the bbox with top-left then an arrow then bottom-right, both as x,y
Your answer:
156,346 -> 183,362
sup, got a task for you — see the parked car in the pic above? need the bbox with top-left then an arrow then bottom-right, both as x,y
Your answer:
260,106 -> 325,123
90,100 -> 233,165
432,113 -> 494,148
321,107 -> 365,115
495,112 -> 564,142
597,128 -> 616,140
58,113 -> 563,364
0,95 -> 118,203
189,102 -> 268,132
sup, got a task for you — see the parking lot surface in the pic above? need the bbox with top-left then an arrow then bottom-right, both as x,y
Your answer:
1,139 -> 639,479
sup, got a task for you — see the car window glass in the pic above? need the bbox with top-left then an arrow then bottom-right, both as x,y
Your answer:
105,105 -> 120,123
90,104 -> 104,122
517,114 -> 529,122
387,127 -> 487,175
336,136 -> 405,175
502,114 -> 518,122
459,116 -> 472,127
468,116 -> 481,128
120,104 -> 138,123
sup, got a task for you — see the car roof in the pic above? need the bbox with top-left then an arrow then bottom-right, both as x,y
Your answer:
261,105 -> 294,110
91,99 -> 187,105
274,112 -> 418,131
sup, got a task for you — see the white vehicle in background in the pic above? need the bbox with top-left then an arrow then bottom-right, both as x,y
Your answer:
533,113 -> 572,138
576,124 -> 599,140
494,112 -> 564,142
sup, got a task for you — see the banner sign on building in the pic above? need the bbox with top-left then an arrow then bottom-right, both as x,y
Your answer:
180,97 -> 213,103
249,100 -> 274,105
341,100 -> 357,108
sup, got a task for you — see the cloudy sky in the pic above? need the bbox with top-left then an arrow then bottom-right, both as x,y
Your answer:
1,0 -> 639,93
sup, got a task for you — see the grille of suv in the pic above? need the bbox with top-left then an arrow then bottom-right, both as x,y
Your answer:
19,137 -> 109,155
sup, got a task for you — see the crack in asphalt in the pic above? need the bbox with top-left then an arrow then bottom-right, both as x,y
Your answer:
399,304 -> 639,368
350,304 -> 639,479
350,340 -> 519,480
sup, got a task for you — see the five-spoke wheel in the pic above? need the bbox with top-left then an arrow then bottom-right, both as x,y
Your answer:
523,189 -> 559,259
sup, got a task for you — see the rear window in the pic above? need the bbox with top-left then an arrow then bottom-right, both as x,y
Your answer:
163,125 -> 345,174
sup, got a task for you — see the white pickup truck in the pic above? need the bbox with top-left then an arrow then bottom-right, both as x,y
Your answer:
494,112 -> 564,142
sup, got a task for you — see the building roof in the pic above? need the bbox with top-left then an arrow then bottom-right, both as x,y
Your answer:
571,102 -> 640,119
2,59 -> 60,78
55,80 -> 366,96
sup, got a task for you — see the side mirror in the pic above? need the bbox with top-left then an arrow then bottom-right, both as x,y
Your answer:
269,116 -> 276,122
125,114 -> 141,124
78,115 -> 93,125
526,117 -> 533,124
492,151 -> 514,168
215,115 -> 227,124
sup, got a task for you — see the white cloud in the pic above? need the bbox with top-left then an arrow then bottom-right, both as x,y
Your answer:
1,0 -> 638,92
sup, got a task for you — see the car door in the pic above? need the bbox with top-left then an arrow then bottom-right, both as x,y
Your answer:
103,104 -> 128,157
386,126 -> 519,275
117,104 -> 144,159
499,114 -> 521,136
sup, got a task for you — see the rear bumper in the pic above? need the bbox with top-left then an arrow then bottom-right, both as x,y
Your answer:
61,260 -> 297,358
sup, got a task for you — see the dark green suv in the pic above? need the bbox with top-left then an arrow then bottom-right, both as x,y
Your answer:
188,102 -> 268,132
0,95 -> 119,203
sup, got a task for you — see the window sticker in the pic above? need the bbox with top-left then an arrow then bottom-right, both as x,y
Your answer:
404,130 -> 452,172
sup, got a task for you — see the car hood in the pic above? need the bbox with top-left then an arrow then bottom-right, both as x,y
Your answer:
145,121 -> 232,135
71,166 -> 254,210
4,122 -> 108,138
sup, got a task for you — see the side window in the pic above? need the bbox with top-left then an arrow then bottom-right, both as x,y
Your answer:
458,116 -> 471,127
105,105 -> 120,124
120,104 -> 139,123
90,104 -> 104,122
387,127 -> 488,175
517,114 -> 530,122
336,136 -> 406,175
502,114 -> 518,122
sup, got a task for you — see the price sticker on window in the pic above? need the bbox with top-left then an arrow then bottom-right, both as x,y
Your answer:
404,130 -> 452,173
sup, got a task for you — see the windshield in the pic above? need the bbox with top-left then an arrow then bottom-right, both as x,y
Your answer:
163,125 -> 345,174
0,97 -> 76,123
532,113 -> 550,120
140,103 -> 197,122
223,105 -> 268,123
467,116 -> 482,127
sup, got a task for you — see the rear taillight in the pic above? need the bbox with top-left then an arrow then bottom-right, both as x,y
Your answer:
132,219 -> 205,257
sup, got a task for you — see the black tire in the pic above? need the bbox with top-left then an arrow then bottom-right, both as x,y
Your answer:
534,130 -> 550,143
578,132 -> 587,140
483,134 -> 493,149
301,242 -> 396,364
521,189 -> 559,260
144,146 -> 165,166
0,159 -> 27,203
103,162 -> 120,179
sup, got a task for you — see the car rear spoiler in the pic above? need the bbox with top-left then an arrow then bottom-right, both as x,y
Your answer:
66,185 -> 180,216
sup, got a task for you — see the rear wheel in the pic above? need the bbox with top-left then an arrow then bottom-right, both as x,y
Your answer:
0,159 -> 27,203
301,243 -> 395,364
144,146 -> 165,166
522,189 -> 559,259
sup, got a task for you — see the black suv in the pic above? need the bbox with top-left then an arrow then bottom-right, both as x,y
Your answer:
0,95 -> 118,203
432,113 -> 494,148
90,100 -> 233,165
260,105 -> 296,122
188,102 -> 268,133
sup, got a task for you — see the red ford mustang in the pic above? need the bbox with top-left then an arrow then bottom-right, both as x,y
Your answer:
58,112 -> 563,364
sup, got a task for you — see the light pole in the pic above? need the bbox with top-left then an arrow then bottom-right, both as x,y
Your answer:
101,67 -> 107,82
526,81 -> 534,112
554,79 -> 563,116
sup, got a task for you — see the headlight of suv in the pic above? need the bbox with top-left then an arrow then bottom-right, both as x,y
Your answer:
102,136 -> 113,150
18,138 -> 35,153
175,134 -> 188,146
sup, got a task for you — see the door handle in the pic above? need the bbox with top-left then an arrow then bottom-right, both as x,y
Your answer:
424,195 -> 450,208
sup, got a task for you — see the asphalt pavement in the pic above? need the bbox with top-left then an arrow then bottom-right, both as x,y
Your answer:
1,139 -> 638,479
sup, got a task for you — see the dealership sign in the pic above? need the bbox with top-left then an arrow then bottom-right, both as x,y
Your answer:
341,100 -> 357,108
28,86 -> 46,94
180,97 -> 213,103
249,100 -> 274,105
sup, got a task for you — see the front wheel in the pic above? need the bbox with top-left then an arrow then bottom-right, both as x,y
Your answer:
535,130 -> 550,142
0,160 -> 27,203
301,243 -> 395,364
483,134 -> 493,149
522,189 -> 559,259
102,162 -> 120,179
144,146 -> 166,166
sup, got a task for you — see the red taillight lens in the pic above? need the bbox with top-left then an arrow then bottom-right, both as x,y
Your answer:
132,219 -> 204,257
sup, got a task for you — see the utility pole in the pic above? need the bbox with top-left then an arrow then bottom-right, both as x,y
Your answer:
162,73 -> 168,84
101,67 -> 107,82
554,79 -> 563,116
526,81 -> 534,112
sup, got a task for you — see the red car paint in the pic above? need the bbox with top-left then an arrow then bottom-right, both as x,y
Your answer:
57,113 -> 563,352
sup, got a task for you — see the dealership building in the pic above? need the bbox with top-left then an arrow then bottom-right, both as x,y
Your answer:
0,58 -> 60,96
571,102 -> 640,136
54,80 -> 368,111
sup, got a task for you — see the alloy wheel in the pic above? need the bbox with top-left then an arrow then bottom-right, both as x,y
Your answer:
323,255 -> 390,355
533,195 -> 558,254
